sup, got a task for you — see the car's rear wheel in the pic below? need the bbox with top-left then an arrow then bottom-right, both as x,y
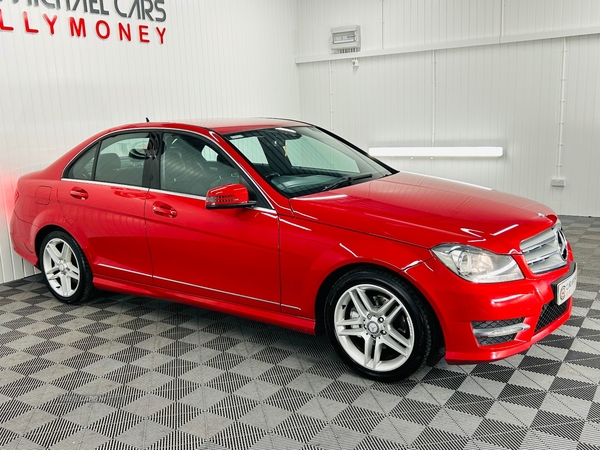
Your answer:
40,231 -> 95,304
325,269 -> 433,381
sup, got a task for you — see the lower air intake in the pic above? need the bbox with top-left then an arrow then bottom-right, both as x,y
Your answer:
535,300 -> 569,333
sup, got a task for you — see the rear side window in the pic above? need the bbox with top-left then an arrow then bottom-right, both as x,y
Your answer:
66,144 -> 98,180
95,133 -> 151,187
65,132 -> 155,187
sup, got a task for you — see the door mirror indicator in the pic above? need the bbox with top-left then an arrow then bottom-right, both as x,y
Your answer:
206,184 -> 256,209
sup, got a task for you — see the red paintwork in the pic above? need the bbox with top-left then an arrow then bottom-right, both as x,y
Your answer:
205,183 -> 250,207
10,119 -> 574,365
145,191 -> 280,311
57,183 -> 152,285
289,171 -> 557,254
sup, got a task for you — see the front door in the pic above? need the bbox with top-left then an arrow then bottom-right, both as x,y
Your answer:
145,131 -> 280,310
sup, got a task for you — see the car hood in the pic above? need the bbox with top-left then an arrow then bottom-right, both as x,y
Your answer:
289,172 -> 557,253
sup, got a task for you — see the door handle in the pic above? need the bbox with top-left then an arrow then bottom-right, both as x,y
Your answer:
152,202 -> 178,218
70,187 -> 89,200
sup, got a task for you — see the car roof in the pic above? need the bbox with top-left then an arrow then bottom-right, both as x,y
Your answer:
188,118 -> 309,134
112,118 -> 310,135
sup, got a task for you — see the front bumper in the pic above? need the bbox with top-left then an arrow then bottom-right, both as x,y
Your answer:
406,257 -> 574,364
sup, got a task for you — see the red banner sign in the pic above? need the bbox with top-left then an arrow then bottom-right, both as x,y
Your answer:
0,0 -> 167,44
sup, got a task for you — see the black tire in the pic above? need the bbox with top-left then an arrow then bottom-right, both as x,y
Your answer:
324,269 -> 433,381
39,231 -> 95,304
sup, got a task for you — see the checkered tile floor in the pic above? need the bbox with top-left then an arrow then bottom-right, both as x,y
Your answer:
1,216 -> 599,450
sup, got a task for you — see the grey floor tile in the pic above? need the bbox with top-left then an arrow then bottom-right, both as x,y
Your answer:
0,215 -> 598,449
370,416 -> 419,446
50,428 -> 111,450
179,412 -> 234,439
1,409 -> 57,435
62,401 -> 117,427
239,403 -> 293,431
115,419 -> 172,448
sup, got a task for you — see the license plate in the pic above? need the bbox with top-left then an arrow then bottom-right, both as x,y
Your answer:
555,265 -> 577,305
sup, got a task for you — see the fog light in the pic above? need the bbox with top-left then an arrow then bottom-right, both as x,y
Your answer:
471,318 -> 529,346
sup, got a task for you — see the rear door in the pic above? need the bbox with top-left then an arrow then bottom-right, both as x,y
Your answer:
58,132 -> 157,285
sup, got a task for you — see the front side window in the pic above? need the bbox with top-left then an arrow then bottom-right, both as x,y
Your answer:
225,126 -> 393,197
160,133 -> 240,197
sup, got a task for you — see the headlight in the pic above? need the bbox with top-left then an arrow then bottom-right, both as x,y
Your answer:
432,244 -> 524,283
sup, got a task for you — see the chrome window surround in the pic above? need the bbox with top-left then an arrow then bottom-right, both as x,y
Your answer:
61,126 -> 276,211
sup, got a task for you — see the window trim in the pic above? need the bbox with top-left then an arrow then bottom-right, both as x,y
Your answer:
93,132 -> 153,187
62,127 -> 276,210
58,178 -> 150,192
158,130 -> 273,210
63,129 -> 158,188
224,125 -> 395,199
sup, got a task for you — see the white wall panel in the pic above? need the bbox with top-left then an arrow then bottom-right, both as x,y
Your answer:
504,0 -> 600,36
298,62 -> 332,130
296,0 -> 383,56
384,0 -> 501,47
561,34 -> 600,215
401,41 -> 564,209
3,0 -> 600,283
0,0 -> 299,283
294,0 -> 600,58
333,53 -> 433,146
299,52 -> 433,147
297,0 -> 600,220
296,0 -> 502,57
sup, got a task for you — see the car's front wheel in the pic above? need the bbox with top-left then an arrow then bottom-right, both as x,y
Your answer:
325,269 -> 433,381
40,231 -> 95,304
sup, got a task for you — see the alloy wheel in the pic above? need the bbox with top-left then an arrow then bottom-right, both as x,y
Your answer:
43,237 -> 81,298
333,283 -> 415,372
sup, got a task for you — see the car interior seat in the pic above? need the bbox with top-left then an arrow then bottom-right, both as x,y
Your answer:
95,153 -> 121,183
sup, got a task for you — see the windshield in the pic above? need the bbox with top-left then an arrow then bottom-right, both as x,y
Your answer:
224,126 -> 394,197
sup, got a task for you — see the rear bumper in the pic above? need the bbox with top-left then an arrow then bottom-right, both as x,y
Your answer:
406,258 -> 573,365
10,212 -> 38,266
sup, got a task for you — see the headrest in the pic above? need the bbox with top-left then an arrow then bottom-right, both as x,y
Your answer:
97,153 -> 121,171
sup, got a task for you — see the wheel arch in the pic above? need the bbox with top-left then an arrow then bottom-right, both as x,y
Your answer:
315,264 -> 435,329
36,226 -> 96,304
35,225 -> 79,261
314,262 -> 445,360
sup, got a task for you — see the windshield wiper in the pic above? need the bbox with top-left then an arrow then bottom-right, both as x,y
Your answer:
322,173 -> 373,191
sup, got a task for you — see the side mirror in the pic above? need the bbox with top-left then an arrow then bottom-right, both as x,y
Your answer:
205,184 -> 257,209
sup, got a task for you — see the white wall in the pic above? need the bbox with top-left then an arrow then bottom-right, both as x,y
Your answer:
2,0 -> 599,284
0,0 -> 299,283
295,0 -> 600,218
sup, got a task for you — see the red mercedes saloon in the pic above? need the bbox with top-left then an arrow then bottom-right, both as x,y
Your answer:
10,118 -> 577,381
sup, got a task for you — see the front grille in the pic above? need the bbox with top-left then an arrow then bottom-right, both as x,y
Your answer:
534,300 -> 569,333
520,224 -> 568,274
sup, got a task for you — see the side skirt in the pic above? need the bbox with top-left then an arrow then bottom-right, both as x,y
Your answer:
93,275 -> 317,335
